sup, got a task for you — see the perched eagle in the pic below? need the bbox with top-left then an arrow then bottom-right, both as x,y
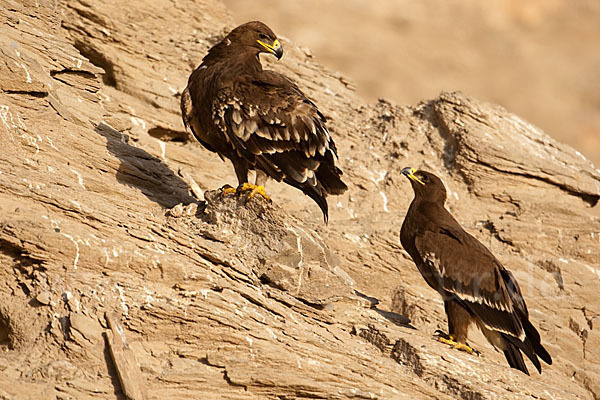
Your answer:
181,21 -> 347,222
400,168 -> 552,375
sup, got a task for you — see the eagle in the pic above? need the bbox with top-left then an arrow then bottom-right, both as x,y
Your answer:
400,167 -> 552,375
181,21 -> 347,222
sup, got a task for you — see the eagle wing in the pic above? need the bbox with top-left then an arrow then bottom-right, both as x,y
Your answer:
211,70 -> 346,219
214,72 -> 333,163
414,226 -> 526,340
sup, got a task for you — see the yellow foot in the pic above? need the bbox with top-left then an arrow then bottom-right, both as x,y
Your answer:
434,331 -> 480,356
220,183 -> 271,202
221,186 -> 237,196
452,342 -> 479,356
436,335 -> 457,346
239,183 -> 271,202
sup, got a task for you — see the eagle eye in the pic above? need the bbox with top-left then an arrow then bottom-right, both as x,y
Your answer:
259,33 -> 269,40
420,174 -> 429,183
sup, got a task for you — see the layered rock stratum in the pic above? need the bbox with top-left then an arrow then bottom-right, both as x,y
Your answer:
1,1 -> 599,399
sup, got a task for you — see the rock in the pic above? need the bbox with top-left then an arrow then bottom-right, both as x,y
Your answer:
0,389 -> 14,400
69,313 -> 103,346
0,0 -> 599,399
35,291 -> 51,306
261,260 -> 352,306
28,360 -> 81,382
170,189 -> 356,306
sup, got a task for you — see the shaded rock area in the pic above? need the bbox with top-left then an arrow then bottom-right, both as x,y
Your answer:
1,0 -> 599,399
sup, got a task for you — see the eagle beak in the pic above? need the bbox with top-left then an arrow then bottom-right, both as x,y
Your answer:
401,167 -> 425,185
258,39 -> 283,60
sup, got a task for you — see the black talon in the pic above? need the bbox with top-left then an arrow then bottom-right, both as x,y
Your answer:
235,184 -> 245,197
433,329 -> 451,340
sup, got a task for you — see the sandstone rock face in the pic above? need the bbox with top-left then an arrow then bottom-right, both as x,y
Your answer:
1,1 -> 599,399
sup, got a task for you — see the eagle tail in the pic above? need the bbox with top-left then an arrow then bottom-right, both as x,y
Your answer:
522,317 -> 552,365
308,184 -> 329,223
282,176 -> 329,222
502,333 -> 542,374
502,337 -> 530,375
315,163 -> 348,195
260,153 -> 331,222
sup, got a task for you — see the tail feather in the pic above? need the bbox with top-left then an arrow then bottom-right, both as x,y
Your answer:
316,164 -> 347,195
282,177 -> 329,222
522,317 -> 552,365
257,150 -> 345,222
503,333 -> 542,374
502,339 -> 529,375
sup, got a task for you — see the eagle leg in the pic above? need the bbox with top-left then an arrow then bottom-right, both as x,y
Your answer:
238,183 -> 271,203
433,330 -> 480,356
255,169 -> 268,187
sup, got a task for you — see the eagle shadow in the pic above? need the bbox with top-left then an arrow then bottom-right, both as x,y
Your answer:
95,122 -> 196,209
354,290 -> 415,329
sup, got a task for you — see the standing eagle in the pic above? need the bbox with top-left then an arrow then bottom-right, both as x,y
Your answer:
181,21 -> 347,222
400,167 -> 552,375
